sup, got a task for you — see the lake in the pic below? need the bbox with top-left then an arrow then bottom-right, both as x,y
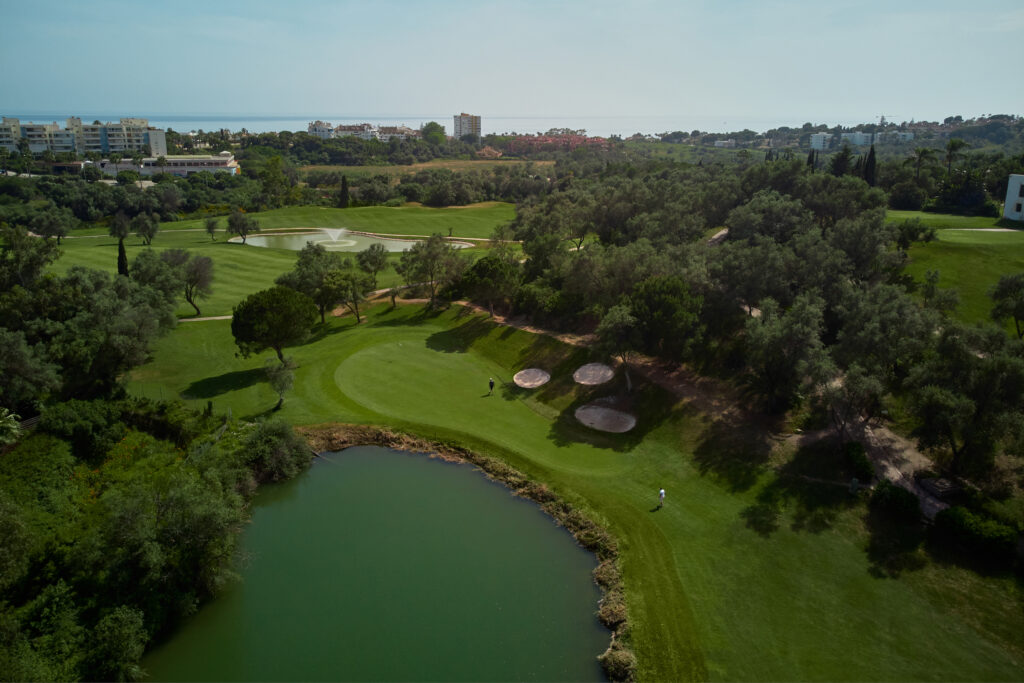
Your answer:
142,446 -> 607,682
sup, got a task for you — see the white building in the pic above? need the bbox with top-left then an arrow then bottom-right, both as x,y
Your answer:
1005,174 -> 1024,221
840,131 -> 874,146
453,112 -> 481,139
0,116 -> 166,156
377,125 -> 419,142
809,133 -> 833,150
98,151 -> 238,177
307,120 -> 334,139
713,139 -> 736,148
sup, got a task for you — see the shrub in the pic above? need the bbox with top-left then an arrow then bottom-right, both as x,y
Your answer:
597,589 -> 627,629
888,181 -> 927,210
844,441 -> 874,482
598,641 -> 637,682
869,481 -> 920,525
239,418 -> 312,483
932,506 -> 1018,566
41,400 -> 126,463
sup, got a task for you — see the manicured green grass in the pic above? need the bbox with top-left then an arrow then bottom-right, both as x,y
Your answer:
129,304 -> 1024,681
887,210 -> 1023,231
905,228 -> 1024,326
51,203 -> 507,317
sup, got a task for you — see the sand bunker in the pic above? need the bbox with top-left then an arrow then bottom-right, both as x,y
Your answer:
573,363 -> 615,385
514,368 -> 551,389
574,404 -> 637,433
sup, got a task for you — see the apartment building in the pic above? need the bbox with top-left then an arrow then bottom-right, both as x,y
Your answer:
453,112 -> 481,139
1005,174 -> 1024,222
98,151 -> 238,177
0,117 -> 167,156
809,133 -> 833,150
840,131 -> 874,146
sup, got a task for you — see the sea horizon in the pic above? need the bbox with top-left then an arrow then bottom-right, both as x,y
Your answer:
1,112 -> 878,137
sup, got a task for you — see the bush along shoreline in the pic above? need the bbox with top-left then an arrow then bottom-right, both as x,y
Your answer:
297,422 -> 637,681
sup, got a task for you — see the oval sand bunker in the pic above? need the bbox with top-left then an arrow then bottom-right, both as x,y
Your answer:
573,363 -> 615,385
514,368 -> 551,389
574,404 -> 637,433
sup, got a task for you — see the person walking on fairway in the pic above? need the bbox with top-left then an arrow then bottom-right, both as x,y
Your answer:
658,488 -> 666,509
488,377 -> 495,395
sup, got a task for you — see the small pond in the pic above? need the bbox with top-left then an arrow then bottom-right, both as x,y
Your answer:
142,446 -> 607,682
233,229 -> 470,252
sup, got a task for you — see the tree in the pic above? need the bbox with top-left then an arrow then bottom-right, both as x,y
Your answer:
265,357 -> 296,410
337,175 -> 350,208
109,212 -> 131,276
356,242 -> 389,289
944,138 -> 968,175
396,234 -> 465,306
0,329 -> 59,413
904,147 -> 936,181
157,249 -> 214,316
595,304 -> 641,391
31,206 -> 74,245
629,275 -> 703,359
421,121 -> 446,146
990,272 -> 1024,338
863,144 -> 877,187
828,144 -> 854,177
155,155 -> 168,176
324,270 -> 372,323
81,606 -> 149,683
231,286 -> 317,364
226,207 -> 260,244
0,224 -> 60,290
462,254 -> 520,316
131,212 -> 158,246
204,216 -> 218,241
276,242 -> 346,323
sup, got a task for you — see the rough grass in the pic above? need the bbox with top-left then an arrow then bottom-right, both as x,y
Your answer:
887,210 -> 1024,231
128,303 -> 1024,682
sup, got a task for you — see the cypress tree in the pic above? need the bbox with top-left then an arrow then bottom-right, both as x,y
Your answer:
863,144 -> 877,187
807,149 -> 815,170
338,175 -> 350,209
117,239 -> 129,277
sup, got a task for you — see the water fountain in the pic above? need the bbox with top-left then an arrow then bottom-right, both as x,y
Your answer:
320,227 -> 357,249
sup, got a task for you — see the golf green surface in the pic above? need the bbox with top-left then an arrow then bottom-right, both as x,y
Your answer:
142,446 -> 606,682
129,304 -> 1024,681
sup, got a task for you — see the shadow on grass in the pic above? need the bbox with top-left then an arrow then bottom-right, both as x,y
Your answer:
865,507 -> 927,578
425,316 -> 494,353
693,417 -> 774,494
182,368 -> 265,399
740,438 -> 861,537
544,375 -> 678,452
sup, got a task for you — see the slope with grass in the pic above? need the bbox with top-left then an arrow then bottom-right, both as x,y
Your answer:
886,210 -> 1019,230
50,203 -> 507,317
127,304 -> 1024,682
904,227 -> 1024,326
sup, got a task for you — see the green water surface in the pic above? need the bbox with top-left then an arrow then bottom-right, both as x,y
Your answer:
143,446 -> 607,681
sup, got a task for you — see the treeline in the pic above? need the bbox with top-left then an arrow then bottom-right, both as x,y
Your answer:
436,157 -> 1024,557
238,131 -> 479,167
0,220 -> 313,680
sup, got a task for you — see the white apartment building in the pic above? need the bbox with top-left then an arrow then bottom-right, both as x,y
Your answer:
97,151 -> 239,177
307,120 -> 335,139
809,133 -> 833,150
714,139 -> 736,148
377,125 -> 419,142
1005,174 -> 1024,222
0,117 -> 166,156
840,131 -> 874,146
453,112 -> 481,139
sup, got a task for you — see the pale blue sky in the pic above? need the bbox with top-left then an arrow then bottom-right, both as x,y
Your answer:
1,0 -> 1021,129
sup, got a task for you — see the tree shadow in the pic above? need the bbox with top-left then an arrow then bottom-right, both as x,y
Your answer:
545,379 -> 677,452
739,438 -> 861,537
425,316 -> 493,353
692,417 -> 774,493
865,508 -> 927,578
182,368 -> 265,399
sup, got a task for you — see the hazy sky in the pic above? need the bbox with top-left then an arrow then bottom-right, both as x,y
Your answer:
1,0 -> 1021,128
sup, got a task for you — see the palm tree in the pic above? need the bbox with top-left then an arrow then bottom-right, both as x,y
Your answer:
904,147 -> 936,181
944,138 -> 968,175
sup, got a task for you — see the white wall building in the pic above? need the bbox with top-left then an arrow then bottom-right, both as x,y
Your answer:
453,113 -> 481,139
0,116 -> 166,156
98,151 -> 238,177
840,131 -> 874,146
307,120 -> 334,139
809,133 -> 833,150
1005,174 -> 1024,221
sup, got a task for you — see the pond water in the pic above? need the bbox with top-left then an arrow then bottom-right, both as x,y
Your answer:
142,446 -> 607,682
233,229 -> 469,252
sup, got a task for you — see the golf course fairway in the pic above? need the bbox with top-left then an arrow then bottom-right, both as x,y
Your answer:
128,303 -> 1024,681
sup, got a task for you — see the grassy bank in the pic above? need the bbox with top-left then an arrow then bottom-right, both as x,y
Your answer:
128,303 -> 1024,681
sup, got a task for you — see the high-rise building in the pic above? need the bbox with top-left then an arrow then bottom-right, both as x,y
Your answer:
453,113 -> 481,139
0,117 -> 166,156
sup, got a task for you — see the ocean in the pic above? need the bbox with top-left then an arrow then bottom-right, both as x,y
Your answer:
3,113 -> 868,137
